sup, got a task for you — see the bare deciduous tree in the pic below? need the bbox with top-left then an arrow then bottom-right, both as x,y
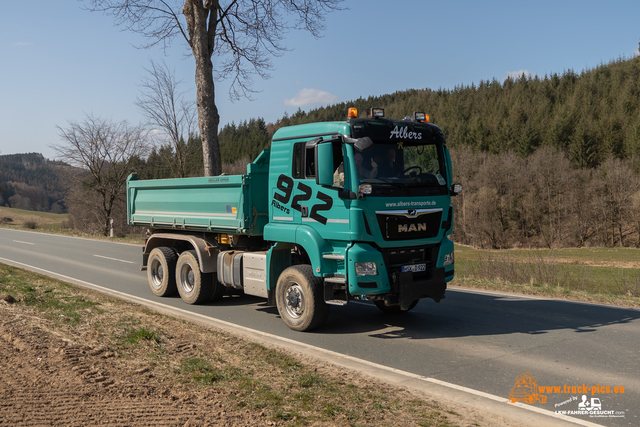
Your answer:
83,0 -> 345,176
597,157 -> 640,246
449,145 -> 640,249
52,115 -> 150,236
136,59 -> 197,177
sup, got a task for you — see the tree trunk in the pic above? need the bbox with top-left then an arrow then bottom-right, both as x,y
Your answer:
618,211 -> 624,247
185,0 -> 221,177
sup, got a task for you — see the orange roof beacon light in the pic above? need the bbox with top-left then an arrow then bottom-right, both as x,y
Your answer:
414,112 -> 429,123
348,107 -> 358,119
370,108 -> 384,118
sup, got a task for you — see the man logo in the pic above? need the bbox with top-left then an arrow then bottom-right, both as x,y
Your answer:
398,223 -> 427,233
408,209 -> 418,217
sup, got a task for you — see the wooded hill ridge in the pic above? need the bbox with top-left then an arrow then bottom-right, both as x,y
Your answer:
219,55 -> 640,169
0,153 -> 69,213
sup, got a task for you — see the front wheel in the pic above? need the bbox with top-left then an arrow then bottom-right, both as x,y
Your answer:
275,265 -> 329,332
175,250 -> 213,305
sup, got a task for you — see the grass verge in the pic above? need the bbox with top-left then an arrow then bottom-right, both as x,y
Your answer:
455,246 -> 640,308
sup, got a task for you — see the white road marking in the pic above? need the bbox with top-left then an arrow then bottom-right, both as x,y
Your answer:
0,255 -> 607,427
13,240 -> 34,245
93,254 -> 135,264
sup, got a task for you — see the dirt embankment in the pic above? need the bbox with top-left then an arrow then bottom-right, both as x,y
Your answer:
0,307 -> 262,426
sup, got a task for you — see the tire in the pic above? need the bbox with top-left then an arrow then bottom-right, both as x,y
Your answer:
147,247 -> 178,297
275,265 -> 329,332
374,299 -> 418,314
209,275 -> 226,302
175,250 -> 213,305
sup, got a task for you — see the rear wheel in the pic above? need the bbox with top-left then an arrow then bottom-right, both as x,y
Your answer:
374,299 -> 418,314
175,250 -> 213,305
147,247 -> 177,297
275,265 -> 329,332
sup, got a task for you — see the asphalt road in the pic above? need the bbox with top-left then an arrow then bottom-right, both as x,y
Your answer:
1,228 -> 638,426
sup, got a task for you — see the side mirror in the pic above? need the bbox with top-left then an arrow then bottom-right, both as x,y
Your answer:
354,136 -> 374,152
450,183 -> 462,196
343,136 -> 374,152
315,142 -> 334,186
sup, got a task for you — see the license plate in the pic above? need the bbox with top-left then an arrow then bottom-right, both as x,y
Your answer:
402,263 -> 426,273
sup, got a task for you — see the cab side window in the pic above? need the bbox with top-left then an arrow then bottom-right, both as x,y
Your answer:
292,139 -> 343,182
331,141 -> 345,188
292,142 -> 303,178
305,146 -> 315,178
292,141 -> 317,179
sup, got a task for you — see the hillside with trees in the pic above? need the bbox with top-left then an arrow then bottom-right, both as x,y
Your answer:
0,153 -> 70,213
236,56 -> 640,169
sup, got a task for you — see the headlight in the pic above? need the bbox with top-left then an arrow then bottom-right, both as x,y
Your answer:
355,262 -> 378,276
443,252 -> 454,266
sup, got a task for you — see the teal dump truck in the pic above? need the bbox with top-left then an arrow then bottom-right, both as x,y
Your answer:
127,108 -> 461,331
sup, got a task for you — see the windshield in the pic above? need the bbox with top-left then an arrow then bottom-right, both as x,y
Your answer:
344,118 -> 449,196
357,142 -> 446,187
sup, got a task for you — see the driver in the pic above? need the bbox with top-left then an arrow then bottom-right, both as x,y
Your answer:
355,153 -> 378,179
333,153 -> 379,186
377,147 -> 401,178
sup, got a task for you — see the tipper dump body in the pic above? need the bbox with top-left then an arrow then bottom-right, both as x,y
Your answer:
128,151 -> 270,235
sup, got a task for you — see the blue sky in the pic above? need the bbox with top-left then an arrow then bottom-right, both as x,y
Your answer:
1,0 -> 639,160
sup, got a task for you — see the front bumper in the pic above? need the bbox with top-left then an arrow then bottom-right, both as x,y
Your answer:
346,242 -> 449,305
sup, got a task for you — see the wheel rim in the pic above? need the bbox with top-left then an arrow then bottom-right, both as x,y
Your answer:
179,263 -> 195,294
149,258 -> 164,290
284,282 -> 305,319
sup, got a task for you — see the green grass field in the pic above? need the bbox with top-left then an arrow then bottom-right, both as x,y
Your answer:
455,244 -> 640,266
454,244 -> 640,308
0,205 -> 68,231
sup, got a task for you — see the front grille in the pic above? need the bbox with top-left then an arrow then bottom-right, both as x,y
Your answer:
376,208 -> 442,241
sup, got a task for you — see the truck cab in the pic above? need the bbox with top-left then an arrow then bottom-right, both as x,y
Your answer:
263,108 -> 459,323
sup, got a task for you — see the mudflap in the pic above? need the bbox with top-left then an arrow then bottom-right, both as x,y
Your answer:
398,267 -> 447,310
